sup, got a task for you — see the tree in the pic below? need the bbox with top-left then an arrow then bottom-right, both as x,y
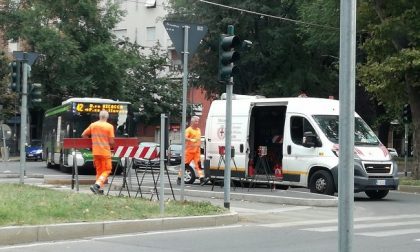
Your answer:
0,0 -> 127,108
166,0 -> 339,98
0,50 -> 18,120
357,1 -> 420,179
120,42 -> 182,125
0,0 -> 181,127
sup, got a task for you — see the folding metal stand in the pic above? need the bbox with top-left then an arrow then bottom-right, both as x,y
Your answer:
135,160 -> 175,201
107,157 -> 133,197
210,146 -> 243,191
248,146 -> 274,191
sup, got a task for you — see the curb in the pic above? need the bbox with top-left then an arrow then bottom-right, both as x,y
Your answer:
0,212 -> 238,246
171,187 -> 338,207
398,185 -> 420,194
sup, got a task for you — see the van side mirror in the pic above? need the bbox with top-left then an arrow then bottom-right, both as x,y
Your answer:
302,131 -> 319,148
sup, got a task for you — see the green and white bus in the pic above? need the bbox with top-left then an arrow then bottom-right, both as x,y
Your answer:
42,97 -> 135,173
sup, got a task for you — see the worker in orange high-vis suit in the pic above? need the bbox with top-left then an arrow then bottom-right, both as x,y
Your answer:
82,110 -> 115,195
178,116 -> 205,184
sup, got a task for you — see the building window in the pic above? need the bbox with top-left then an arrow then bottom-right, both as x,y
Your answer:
145,0 -> 156,8
113,29 -> 127,41
146,27 -> 156,41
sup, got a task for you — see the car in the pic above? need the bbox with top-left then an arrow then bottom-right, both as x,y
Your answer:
387,148 -> 399,158
133,142 -> 160,169
168,144 -> 182,166
25,139 -> 43,161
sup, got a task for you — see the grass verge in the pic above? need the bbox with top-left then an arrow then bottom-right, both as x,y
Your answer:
0,184 -> 226,227
399,177 -> 420,186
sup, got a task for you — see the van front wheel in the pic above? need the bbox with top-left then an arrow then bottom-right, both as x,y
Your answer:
309,170 -> 335,195
365,190 -> 389,200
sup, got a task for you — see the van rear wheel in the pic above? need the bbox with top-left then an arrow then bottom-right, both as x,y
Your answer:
309,170 -> 335,195
365,189 -> 389,200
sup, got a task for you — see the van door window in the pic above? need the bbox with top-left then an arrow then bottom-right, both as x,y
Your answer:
290,116 -> 316,146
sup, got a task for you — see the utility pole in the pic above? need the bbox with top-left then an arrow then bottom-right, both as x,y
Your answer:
338,0 -> 356,251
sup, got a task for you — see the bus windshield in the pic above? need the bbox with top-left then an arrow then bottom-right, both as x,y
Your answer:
72,106 -> 129,137
313,115 -> 380,145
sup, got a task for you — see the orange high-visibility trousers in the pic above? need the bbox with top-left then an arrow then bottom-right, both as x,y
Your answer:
93,155 -> 112,188
184,150 -> 203,178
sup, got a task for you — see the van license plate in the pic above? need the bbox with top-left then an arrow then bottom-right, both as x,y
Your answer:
376,180 -> 386,186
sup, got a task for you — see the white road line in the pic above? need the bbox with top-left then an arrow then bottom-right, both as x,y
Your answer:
261,214 -> 420,229
93,224 -> 243,240
302,220 -> 420,232
261,219 -> 338,228
231,206 -> 311,214
357,228 -> 420,237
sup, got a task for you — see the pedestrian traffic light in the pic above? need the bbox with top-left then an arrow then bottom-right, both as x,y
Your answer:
218,34 -> 241,83
403,103 -> 412,124
9,61 -> 21,92
29,83 -> 42,104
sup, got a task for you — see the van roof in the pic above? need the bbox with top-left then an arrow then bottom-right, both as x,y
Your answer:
210,97 -> 357,117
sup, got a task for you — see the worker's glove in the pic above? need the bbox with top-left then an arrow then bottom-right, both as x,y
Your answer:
190,139 -> 197,143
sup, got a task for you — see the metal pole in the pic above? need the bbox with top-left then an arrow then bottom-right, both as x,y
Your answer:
339,0 -> 356,251
404,123 -> 408,176
20,56 -> 28,184
1,124 -> 6,162
180,25 -> 190,201
159,114 -> 165,215
73,148 -> 79,192
223,25 -> 235,210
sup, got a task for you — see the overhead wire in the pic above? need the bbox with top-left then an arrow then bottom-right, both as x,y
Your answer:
198,0 -> 339,31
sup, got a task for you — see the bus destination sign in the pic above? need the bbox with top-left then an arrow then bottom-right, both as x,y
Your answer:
75,103 -> 127,114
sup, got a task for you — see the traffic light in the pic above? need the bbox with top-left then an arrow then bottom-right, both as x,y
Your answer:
218,34 -> 241,83
403,103 -> 412,124
9,61 -> 21,92
29,83 -> 42,104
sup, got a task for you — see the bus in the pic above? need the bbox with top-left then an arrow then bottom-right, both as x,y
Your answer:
42,97 -> 135,173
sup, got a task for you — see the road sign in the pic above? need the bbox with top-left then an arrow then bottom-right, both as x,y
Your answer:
0,124 -> 12,140
163,21 -> 208,59
12,51 -> 39,66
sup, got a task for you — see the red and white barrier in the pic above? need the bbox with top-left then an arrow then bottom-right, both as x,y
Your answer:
113,146 -> 160,160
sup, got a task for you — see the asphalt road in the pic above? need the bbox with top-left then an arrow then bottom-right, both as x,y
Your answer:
1,160 -> 420,251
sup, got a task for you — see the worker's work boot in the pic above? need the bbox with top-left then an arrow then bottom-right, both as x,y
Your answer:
90,184 -> 100,194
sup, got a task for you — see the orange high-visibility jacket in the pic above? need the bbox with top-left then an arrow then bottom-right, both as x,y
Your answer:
185,126 -> 201,154
82,121 -> 115,156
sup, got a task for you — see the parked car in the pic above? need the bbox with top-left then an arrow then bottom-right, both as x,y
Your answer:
168,144 -> 182,166
25,139 -> 43,161
387,148 -> 399,158
132,142 -> 160,169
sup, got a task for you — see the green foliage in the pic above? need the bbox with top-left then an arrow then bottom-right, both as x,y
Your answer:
358,1 -> 420,116
0,0 -> 181,125
120,42 -> 182,124
0,51 -> 18,119
167,0 -> 339,98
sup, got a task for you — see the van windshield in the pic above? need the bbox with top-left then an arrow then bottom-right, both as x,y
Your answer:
313,115 -> 380,145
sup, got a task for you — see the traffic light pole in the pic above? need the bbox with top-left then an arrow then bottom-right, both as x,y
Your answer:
179,25 -> 190,201
404,123 -> 408,176
223,25 -> 235,210
19,55 -> 28,184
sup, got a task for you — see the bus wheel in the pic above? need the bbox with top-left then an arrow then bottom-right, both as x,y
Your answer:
365,190 -> 389,200
309,170 -> 335,195
184,164 -> 196,184
59,154 -> 71,173
45,149 -> 53,168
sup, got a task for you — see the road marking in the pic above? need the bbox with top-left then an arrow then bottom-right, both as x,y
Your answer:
93,224 -> 244,240
261,214 -> 420,229
302,220 -> 420,232
231,206 -> 311,214
357,228 -> 420,237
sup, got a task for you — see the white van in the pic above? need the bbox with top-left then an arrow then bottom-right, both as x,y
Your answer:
204,95 -> 399,199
